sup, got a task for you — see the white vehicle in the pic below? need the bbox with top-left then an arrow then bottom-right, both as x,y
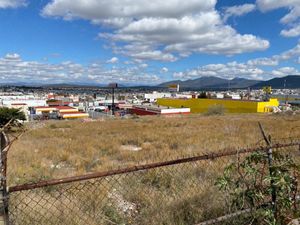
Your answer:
89,106 -> 107,112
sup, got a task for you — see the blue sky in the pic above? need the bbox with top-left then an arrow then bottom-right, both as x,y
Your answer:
1,0 -> 300,85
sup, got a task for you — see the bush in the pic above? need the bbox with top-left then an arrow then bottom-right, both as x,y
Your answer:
0,107 -> 26,128
198,92 -> 208,99
216,151 -> 300,225
205,105 -> 225,116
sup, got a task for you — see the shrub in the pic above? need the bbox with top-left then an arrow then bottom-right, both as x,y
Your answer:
198,92 -> 208,99
216,151 -> 300,225
205,105 -> 225,116
0,107 -> 26,128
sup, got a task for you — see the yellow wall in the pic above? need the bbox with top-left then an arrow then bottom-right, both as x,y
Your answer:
157,98 -> 279,113
62,113 -> 89,119
36,107 -> 57,113
257,98 -> 279,113
59,109 -> 78,113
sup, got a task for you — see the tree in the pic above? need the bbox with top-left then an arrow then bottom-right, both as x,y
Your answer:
0,107 -> 26,128
198,92 -> 207,98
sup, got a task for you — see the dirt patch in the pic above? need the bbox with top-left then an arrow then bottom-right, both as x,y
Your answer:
120,145 -> 142,152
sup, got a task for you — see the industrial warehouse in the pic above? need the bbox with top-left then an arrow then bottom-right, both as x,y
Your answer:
157,98 -> 280,113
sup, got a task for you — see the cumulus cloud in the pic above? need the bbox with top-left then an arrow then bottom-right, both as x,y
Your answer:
223,4 -> 256,22
0,0 -> 26,8
277,42 -> 300,60
173,61 -> 265,80
0,53 -> 160,85
271,67 -> 300,77
106,57 -> 119,64
4,53 -> 21,61
42,0 -> 269,61
257,0 -> 300,37
160,67 -> 169,73
173,42 -> 300,81
173,62 -> 300,81
247,57 -> 279,66
281,24 -> 300,37
245,41 -> 300,66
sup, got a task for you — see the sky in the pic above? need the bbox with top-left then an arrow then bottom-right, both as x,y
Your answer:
1,0 -> 300,85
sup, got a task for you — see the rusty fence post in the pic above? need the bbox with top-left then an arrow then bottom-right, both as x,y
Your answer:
258,122 -> 277,216
0,132 -> 9,225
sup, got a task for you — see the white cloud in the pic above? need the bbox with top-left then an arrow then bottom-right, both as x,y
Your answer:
106,57 -> 119,64
4,53 -> 21,61
174,61 -> 265,80
42,0 -> 269,61
257,0 -> 299,12
223,4 -> 256,21
0,0 -> 26,8
281,24 -> 300,37
42,0 -> 215,20
139,63 -> 148,68
172,42 -> 300,80
247,57 -> 279,66
277,42 -> 300,60
173,62 -> 300,81
245,41 -> 300,66
160,67 -> 169,73
271,67 -> 300,77
0,53 -> 161,85
257,0 -> 300,37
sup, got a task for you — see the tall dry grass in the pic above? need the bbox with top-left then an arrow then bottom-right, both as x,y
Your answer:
7,113 -> 300,186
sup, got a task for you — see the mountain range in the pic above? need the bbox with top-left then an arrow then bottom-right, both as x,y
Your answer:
158,75 -> 300,90
1,75 -> 299,90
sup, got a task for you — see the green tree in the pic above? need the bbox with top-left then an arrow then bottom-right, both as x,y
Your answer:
198,92 -> 207,99
0,107 -> 26,128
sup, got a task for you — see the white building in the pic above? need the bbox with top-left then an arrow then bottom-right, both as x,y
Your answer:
144,92 -> 172,102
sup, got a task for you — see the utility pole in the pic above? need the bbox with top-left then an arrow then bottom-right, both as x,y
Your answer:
108,83 -> 118,116
284,79 -> 289,105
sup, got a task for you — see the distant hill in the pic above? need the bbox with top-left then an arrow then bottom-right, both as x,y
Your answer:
158,76 -> 259,90
251,75 -> 300,89
41,83 -> 105,88
2,75 -> 300,90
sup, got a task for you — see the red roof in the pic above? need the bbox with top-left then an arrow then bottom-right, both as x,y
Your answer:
35,106 -> 75,110
35,106 -> 55,109
55,106 -> 75,110
60,111 -> 88,115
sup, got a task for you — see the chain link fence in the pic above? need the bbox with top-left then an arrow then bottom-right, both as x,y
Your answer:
4,140 -> 300,225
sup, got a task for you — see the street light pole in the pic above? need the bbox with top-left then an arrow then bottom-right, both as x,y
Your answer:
108,83 -> 118,116
112,87 -> 115,116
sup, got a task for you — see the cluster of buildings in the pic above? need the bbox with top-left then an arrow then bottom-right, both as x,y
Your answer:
0,86 -> 299,122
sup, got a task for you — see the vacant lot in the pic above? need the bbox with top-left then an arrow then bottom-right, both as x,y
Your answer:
7,113 -> 300,186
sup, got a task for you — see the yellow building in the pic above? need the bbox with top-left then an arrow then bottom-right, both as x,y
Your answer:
157,98 -> 279,113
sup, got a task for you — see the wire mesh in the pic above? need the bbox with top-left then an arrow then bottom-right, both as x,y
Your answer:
7,141 -> 300,225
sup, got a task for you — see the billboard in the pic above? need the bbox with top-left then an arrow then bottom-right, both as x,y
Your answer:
168,84 -> 179,92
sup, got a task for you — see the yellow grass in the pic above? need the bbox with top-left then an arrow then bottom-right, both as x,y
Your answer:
6,113 -> 300,225
7,113 -> 300,186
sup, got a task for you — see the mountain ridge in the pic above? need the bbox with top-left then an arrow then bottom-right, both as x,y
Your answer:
158,75 -> 300,90
1,75 -> 299,89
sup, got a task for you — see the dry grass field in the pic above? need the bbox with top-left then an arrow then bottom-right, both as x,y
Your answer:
7,113 -> 300,186
5,113 -> 300,225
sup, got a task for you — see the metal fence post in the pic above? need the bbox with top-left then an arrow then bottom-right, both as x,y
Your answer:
0,132 -> 9,225
258,122 -> 277,216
